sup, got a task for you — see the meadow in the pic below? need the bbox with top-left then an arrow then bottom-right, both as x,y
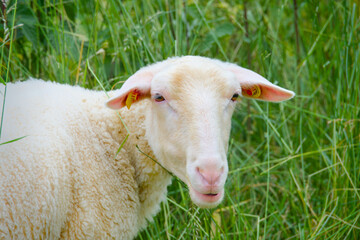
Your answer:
1,0 -> 359,239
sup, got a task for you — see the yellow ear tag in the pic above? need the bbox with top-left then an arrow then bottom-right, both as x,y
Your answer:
125,91 -> 138,109
244,85 -> 261,98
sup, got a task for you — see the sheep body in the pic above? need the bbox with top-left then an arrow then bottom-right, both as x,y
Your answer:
0,79 -> 171,239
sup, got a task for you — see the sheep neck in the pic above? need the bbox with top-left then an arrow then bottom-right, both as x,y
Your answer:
113,99 -> 173,227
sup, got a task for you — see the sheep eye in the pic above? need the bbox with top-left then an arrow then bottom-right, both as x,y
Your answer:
154,94 -> 165,102
231,93 -> 239,101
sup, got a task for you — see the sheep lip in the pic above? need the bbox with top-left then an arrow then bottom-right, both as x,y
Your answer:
205,193 -> 219,196
190,187 -> 224,203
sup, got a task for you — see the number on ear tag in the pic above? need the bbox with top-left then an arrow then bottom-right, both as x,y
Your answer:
125,91 -> 139,109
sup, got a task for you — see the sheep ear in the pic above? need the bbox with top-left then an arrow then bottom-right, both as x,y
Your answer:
225,64 -> 295,102
106,71 -> 153,110
106,59 -> 175,110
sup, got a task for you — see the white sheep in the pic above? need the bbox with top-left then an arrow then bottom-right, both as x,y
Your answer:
0,56 -> 294,239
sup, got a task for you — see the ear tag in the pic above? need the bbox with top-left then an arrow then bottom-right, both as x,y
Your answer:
244,85 -> 261,98
125,91 -> 139,109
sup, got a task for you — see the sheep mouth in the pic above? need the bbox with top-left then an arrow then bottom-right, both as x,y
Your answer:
204,193 -> 219,197
197,191 -> 221,200
189,186 -> 224,208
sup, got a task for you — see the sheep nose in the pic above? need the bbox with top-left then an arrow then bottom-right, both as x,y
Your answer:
196,166 -> 224,186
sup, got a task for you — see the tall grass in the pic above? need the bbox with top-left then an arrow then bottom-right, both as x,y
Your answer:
1,0 -> 359,239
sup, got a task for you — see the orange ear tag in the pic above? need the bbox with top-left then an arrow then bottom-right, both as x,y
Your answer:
125,91 -> 139,109
244,85 -> 261,98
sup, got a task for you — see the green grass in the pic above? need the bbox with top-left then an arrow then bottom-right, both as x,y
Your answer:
1,0 -> 360,239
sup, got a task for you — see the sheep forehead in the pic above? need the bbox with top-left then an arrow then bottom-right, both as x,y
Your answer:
152,59 -> 239,102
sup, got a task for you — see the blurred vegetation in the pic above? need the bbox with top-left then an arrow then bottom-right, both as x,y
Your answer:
1,0 -> 359,239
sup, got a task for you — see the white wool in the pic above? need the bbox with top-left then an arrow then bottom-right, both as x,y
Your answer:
0,79 -> 171,239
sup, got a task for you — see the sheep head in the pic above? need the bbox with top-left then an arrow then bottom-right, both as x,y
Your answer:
106,56 -> 294,209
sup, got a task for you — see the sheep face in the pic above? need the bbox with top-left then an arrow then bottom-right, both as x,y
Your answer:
106,56 -> 295,208
146,62 -> 238,208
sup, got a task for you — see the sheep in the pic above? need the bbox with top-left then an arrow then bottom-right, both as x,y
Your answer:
0,56 -> 294,239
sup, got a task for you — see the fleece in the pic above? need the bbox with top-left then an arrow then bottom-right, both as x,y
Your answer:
0,79 -> 172,239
